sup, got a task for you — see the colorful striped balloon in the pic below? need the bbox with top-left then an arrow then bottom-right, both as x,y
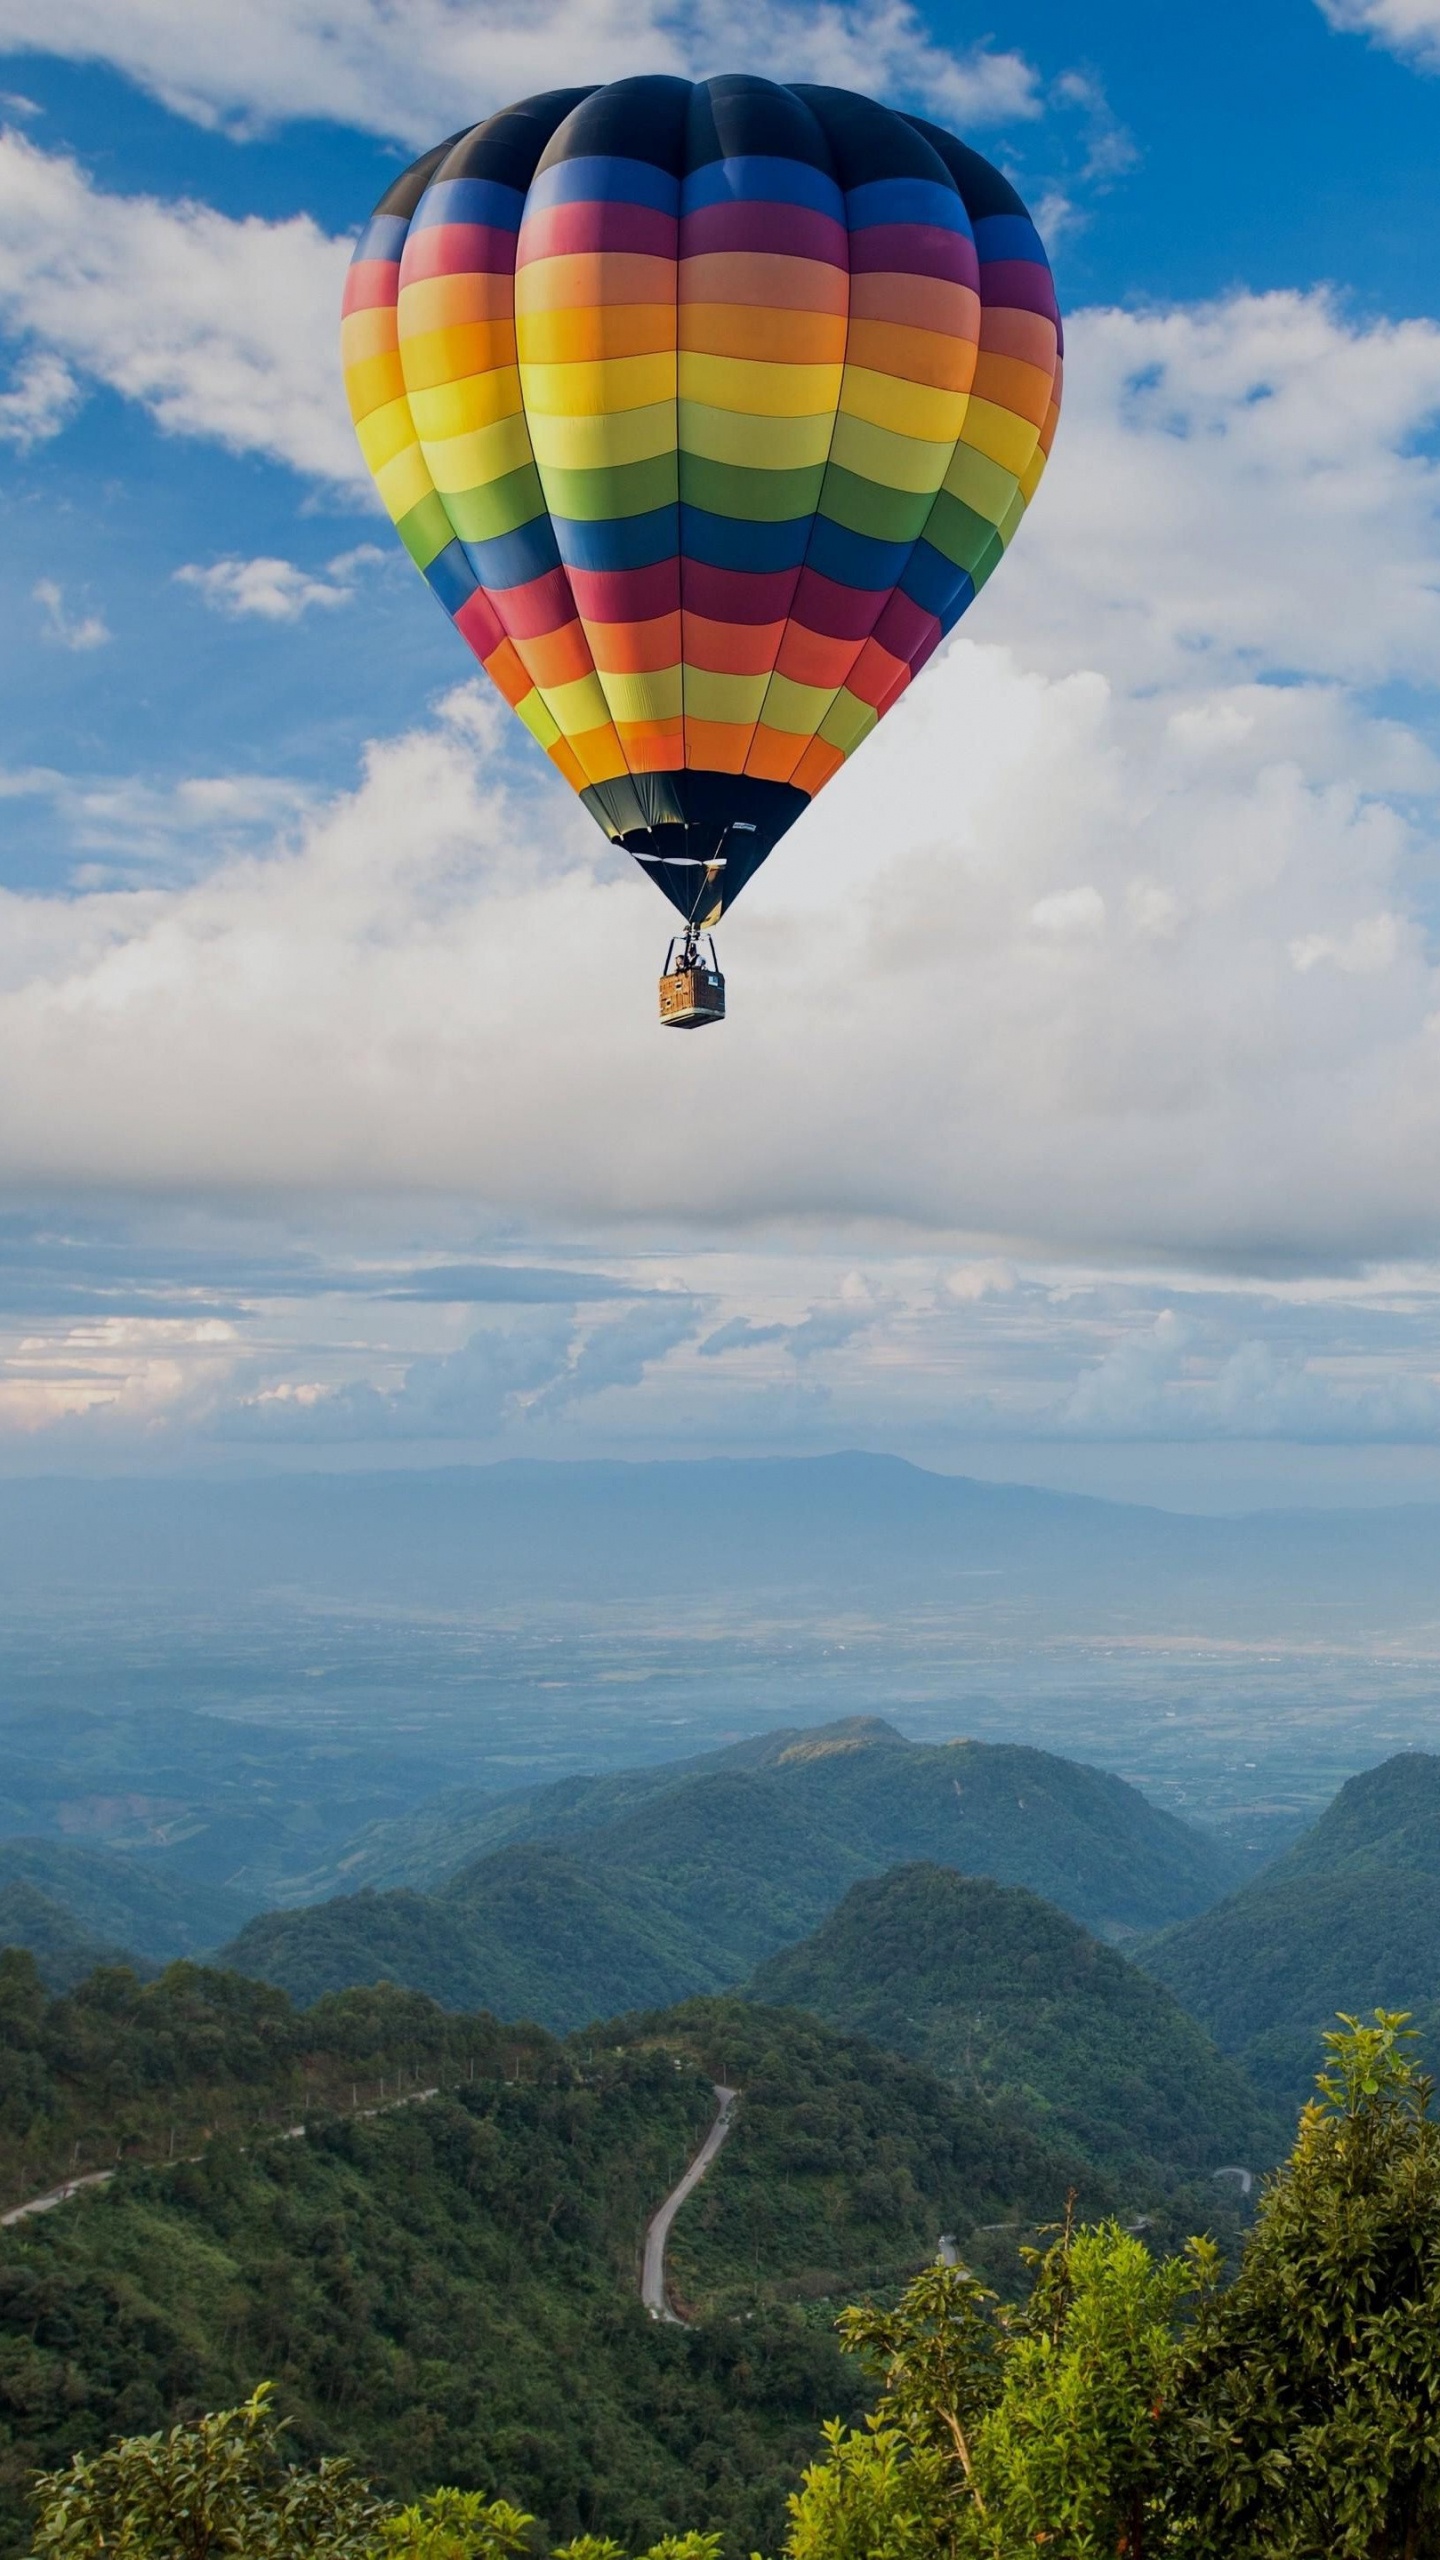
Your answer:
342,75 -> 1061,926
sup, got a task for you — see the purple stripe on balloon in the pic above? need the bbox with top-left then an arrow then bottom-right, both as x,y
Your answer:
848,224 -> 979,287
871,589 -> 941,665
680,561 -> 799,624
679,202 -> 849,266
400,223 -> 519,282
516,201 -> 678,265
568,560 -> 681,623
788,567 -> 882,641
978,258 -> 1060,323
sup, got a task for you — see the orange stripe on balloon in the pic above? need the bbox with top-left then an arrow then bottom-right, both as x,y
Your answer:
678,303 -> 847,364
978,305 -> 1058,371
546,736 -> 590,794
681,614 -> 785,676
682,717 -> 754,773
844,636 -> 909,711
744,726 -> 805,785
678,252 -> 848,314
848,272 -> 978,335
589,611 -> 682,674
483,638 -> 534,709
844,317 -> 977,393
397,272 -> 516,332
513,619 -> 597,689
970,350 -> 1053,428
616,720 -> 685,770
789,736 -> 846,796
775,625 -> 860,691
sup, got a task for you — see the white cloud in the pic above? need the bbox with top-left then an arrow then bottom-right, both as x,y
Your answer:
32,577 -> 108,651
0,347 -> 78,445
0,0 -> 1037,146
0,129 -> 356,481
993,291 -> 1440,692
176,550 -> 382,622
1316,0 -> 1440,68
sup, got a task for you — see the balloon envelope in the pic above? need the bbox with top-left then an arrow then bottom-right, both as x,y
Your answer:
342,75 -> 1061,923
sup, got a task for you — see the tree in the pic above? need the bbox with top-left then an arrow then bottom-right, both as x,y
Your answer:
785,2225 -> 1211,2560
29,2385 -> 384,2560
1166,2011 -> 1440,2559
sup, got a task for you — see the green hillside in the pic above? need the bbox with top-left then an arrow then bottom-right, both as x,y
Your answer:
0,1883 -> 133,1992
746,1865 -> 1285,2181
1137,1753 -> 1440,2105
1260,1751 -> 1440,1881
0,1837 -> 255,1962
0,1958 -> 1098,2559
221,1725 -> 1238,2027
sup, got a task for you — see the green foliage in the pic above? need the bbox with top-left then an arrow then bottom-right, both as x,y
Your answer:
29,2384 -> 383,2560
972,2220 -> 1213,2559
4,1980 -> 1083,2558
1138,1872 -> 1440,2110
1166,2010 -> 1440,2557
380,2488 -> 535,2560
219,1735 -> 1236,2030
0,1949 -> 554,2210
748,1866 -> 1284,2187
789,2224 -> 1212,2560
606,2000 -> 1106,2311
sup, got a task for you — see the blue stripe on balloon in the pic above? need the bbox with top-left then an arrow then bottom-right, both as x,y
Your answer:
461,517 -> 562,589
350,213 -> 409,265
423,539 -> 480,615
898,540 -> 971,619
551,507 -> 678,572
680,155 -> 845,219
679,506 -> 813,573
971,213 -> 1048,264
524,155 -> 680,215
408,177 -> 526,232
845,176 -> 969,233
806,516 -> 914,592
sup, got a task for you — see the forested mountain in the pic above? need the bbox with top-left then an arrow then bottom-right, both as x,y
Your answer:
0,1837 -> 255,1963
747,1864 -> 1285,2180
1137,1753 -> 1440,2104
0,1884 -> 131,1993
219,1727 -> 1238,2027
0,1957 -> 1101,2558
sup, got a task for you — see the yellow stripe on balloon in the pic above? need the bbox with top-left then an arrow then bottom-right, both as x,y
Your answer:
407,368 -> 522,442
682,666 -> 771,724
372,443 -> 433,523
837,367 -> 966,444
528,399 -> 675,470
422,409 -> 534,494
758,671 -> 836,737
955,396 -> 1041,477
599,666 -> 684,724
519,352 -> 676,416
678,351 -> 843,420
355,394 -> 423,473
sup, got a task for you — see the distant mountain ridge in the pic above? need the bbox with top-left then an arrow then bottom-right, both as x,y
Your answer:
2,1457 -> 1437,1648
1137,1752 -> 1440,2104
219,1721 -> 1242,2028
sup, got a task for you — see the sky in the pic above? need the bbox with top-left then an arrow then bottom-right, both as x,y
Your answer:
1,0 -> 1440,1507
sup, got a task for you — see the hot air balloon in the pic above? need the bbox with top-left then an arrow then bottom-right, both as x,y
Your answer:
341,75 -> 1061,1025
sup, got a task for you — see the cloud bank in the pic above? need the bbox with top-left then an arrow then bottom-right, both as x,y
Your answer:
0,0 -> 1038,146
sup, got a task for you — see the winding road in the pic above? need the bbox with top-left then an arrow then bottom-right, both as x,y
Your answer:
642,2084 -> 738,2324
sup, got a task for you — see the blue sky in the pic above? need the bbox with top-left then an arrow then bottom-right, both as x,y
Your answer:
1,0 -> 1439,1505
